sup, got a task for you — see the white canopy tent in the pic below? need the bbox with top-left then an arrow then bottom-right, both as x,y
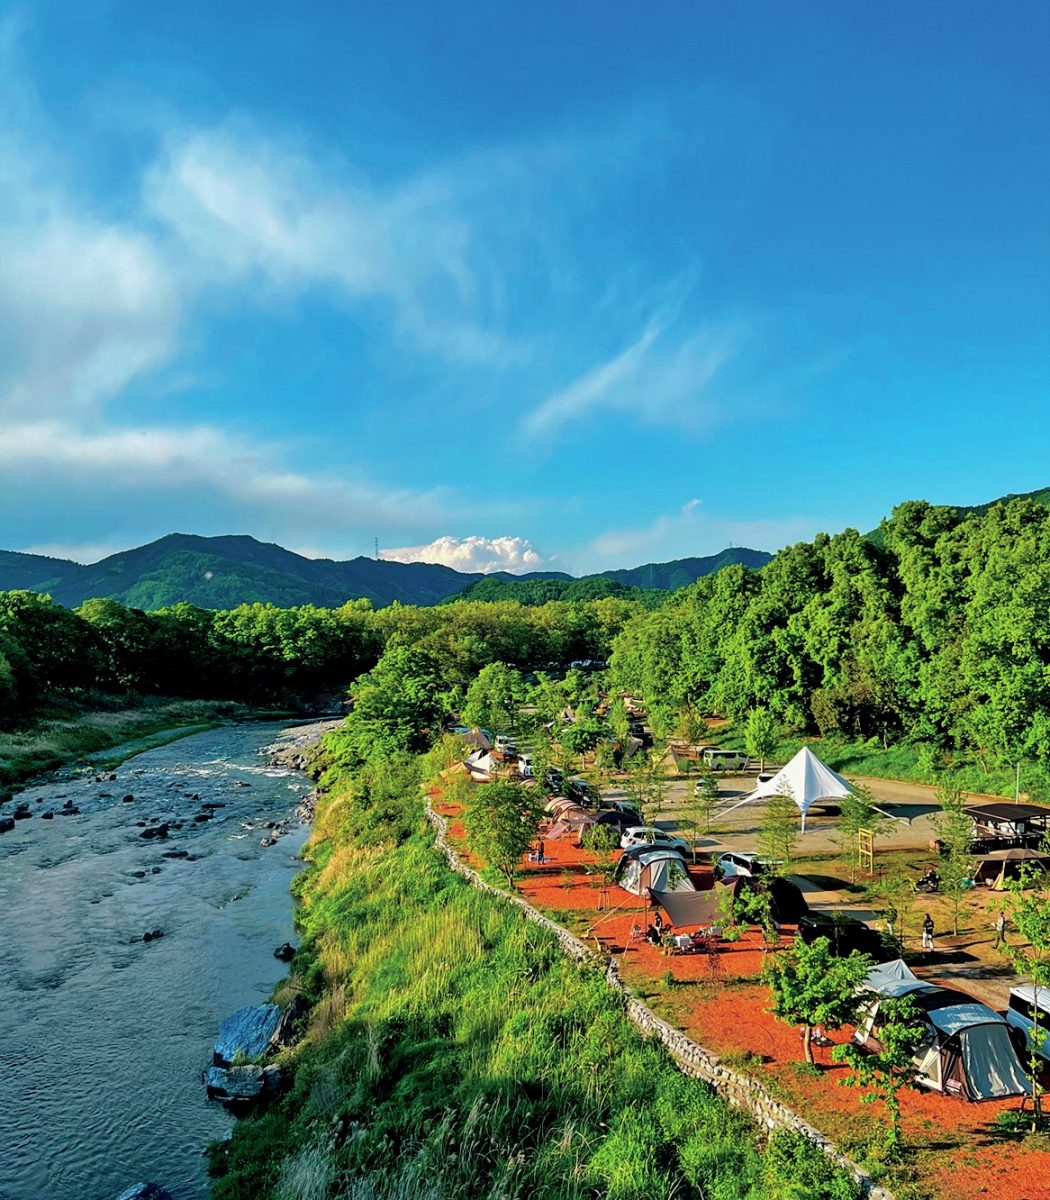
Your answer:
721,746 -> 853,832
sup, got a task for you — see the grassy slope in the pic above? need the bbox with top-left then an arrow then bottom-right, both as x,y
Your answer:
209,752 -> 859,1200
0,697 -> 257,790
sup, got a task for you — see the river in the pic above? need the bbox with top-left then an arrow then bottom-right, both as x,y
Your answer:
0,720 -> 320,1200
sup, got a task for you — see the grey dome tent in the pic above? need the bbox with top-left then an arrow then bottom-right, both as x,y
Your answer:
615,848 -> 695,897
853,959 -> 1028,1101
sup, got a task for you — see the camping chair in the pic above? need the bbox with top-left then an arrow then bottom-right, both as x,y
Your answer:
628,923 -> 643,945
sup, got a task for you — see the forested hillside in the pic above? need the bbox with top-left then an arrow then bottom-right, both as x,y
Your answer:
0,535 -> 518,609
613,497 -> 1050,768
6,495 -> 1050,774
0,533 -> 763,610
447,547 -> 770,604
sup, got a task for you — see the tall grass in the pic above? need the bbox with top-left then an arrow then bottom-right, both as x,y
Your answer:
210,752 -> 860,1200
0,697 -> 246,788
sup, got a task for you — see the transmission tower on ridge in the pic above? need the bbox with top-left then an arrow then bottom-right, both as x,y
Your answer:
374,537 -> 380,561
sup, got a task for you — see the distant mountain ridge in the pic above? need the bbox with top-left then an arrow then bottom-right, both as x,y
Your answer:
0,534 -> 771,610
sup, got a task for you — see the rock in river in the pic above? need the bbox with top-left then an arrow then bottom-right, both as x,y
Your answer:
205,1064 -> 282,1103
274,942 -> 296,962
114,1184 -> 173,1200
212,1003 -> 284,1066
0,816 -> 15,833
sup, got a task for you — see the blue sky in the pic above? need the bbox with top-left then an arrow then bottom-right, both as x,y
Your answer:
0,2 -> 1047,575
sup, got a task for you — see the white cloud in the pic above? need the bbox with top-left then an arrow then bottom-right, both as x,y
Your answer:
0,184 -> 181,420
144,123 -> 520,365
380,535 -> 546,575
0,420 -> 446,530
522,310 -> 740,440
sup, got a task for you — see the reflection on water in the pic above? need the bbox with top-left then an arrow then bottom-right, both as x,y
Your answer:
0,722 -> 311,1200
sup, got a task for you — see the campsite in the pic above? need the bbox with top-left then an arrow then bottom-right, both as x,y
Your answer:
437,725 -> 1050,1200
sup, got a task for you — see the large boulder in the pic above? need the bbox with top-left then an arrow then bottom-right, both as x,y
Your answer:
205,1064 -> 282,1103
114,1184 -> 173,1200
0,816 -> 14,833
212,1003 -> 284,1066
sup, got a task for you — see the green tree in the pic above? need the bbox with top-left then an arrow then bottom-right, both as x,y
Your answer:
682,770 -> 719,862
607,696 -> 632,747
837,783 -> 880,884
764,936 -> 872,1063
623,751 -> 667,825
758,783 -> 798,865
832,995 -> 926,1157
582,822 -> 621,907
465,780 -> 544,888
1001,865 -> 1050,1128
462,662 -> 525,735
744,707 -> 779,772
935,777 -> 976,937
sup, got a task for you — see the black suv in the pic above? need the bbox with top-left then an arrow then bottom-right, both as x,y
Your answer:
797,913 -> 886,959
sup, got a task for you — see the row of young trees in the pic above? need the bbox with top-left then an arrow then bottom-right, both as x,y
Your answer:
610,497 -> 1050,768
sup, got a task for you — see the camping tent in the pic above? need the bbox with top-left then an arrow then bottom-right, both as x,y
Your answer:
973,847 -> 1050,888
464,749 -> 497,781
854,959 -> 1029,1101
546,807 -> 596,840
615,848 -> 695,897
724,746 -> 853,832
650,884 -> 730,928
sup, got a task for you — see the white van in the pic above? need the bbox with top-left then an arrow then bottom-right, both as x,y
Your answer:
702,748 -> 749,772
1006,986 -> 1050,1061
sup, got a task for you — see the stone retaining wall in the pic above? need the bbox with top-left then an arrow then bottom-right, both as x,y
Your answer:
425,799 -> 893,1200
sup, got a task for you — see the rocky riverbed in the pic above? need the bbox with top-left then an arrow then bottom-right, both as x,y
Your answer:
0,718 -> 331,1200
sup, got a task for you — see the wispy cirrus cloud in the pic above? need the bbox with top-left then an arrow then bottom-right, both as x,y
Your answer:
521,308 -> 742,440
143,122 -> 527,367
0,421 -> 448,530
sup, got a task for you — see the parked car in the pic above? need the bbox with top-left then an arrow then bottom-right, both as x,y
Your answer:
756,771 -> 776,786
601,799 -> 641,817
1006,987 -> 1050,1062
702,748 -> 749,772
544,768 -> 565,794
620,825 -> 692,854
713,851 -> 771,880
797,913 -> 886,958
567,777 -> 600,805
494,735 -> 519,755
592,809 -> 639,832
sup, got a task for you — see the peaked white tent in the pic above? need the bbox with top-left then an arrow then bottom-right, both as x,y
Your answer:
724,746 -> 853,832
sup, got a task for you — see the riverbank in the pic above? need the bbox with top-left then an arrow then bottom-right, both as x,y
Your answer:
208,742 -> 860,1200
0,697 -> 288,792
0,719 -> 317,1200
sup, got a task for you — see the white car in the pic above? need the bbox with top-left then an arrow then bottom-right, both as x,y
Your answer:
620,826 -> 692,855
702,748 -> 749,772
1006,987 -> 1050,1061
714,851 -> 772,880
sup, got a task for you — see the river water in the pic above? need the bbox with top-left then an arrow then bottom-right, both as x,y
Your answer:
0,721 -> 315,1200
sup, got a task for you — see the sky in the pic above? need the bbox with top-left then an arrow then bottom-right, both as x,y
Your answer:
0,2 -> 1047,576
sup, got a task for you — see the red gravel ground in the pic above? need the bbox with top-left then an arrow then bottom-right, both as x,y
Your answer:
436,792 -> 1050,1200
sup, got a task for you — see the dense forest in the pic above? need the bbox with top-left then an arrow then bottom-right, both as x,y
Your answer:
613,497 -> 1050,769
5,496 -> 1050,776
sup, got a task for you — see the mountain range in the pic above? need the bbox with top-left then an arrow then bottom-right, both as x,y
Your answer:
0,535 -> 771,610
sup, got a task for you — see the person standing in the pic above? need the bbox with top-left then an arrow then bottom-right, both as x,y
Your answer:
922,912 -> 935,952
993,910 -> 1007,950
